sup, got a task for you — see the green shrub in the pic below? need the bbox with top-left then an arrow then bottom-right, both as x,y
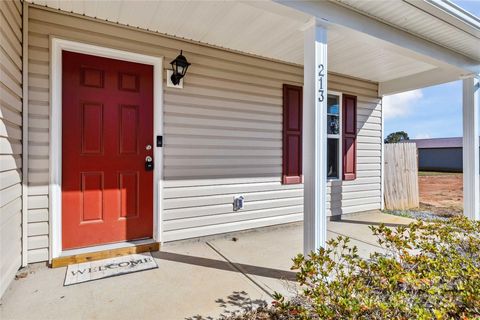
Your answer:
273,217 -> 480,320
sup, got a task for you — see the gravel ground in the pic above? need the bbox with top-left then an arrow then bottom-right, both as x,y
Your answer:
386,209 -> 451,222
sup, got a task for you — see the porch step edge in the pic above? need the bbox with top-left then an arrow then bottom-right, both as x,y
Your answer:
51,242 -> 160,268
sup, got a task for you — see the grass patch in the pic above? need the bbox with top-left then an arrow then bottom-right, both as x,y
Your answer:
418,171 -> 461,176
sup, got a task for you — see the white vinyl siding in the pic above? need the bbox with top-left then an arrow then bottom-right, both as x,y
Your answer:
26,5 -> 382,258
0,0 -> 23,297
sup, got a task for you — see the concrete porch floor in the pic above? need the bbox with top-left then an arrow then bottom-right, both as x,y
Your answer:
0,211 -> 413,320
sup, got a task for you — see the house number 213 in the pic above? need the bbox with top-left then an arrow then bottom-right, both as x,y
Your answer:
318,64 -> 325,102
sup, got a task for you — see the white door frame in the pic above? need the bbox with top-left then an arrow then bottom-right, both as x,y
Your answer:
49,38 -> 163,260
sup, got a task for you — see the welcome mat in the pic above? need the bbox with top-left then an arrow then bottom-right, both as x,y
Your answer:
64,252 -> 158,286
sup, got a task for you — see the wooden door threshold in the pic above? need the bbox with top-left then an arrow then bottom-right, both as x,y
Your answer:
51,242 -> 160,268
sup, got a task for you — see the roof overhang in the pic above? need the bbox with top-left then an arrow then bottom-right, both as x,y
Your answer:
423,0 -> 480,37
27,0 -> 480,95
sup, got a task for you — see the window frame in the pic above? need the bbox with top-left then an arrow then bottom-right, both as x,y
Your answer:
327,91 -> 343,181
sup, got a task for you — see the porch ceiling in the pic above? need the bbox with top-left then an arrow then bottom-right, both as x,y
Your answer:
28,0 -> 476,86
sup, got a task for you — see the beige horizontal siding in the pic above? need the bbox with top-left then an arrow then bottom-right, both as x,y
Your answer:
328,76 -> 382,216
26,6 -> 382,256
25,12 -> 49,262
0,0 -> 22,297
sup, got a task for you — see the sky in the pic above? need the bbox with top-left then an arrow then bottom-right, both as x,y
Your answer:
383,0 -> 479,140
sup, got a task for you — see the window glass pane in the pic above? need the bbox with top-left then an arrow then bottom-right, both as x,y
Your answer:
327,95 -> 339,115
327,115 -> 339,135
327,138 -> 339,179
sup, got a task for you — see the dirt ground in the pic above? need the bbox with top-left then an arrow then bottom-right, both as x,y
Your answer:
418,172 -> 463,216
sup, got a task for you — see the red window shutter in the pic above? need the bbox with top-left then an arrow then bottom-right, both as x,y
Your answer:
342,94 -> 357,181
282,84 -> 303,184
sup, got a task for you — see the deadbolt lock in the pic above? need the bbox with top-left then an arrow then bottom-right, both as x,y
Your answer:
145,156 -> 154,171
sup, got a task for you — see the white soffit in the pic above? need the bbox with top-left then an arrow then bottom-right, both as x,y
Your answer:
332,0 -> 480,62
328,26 -> 436,81
28,0 -> 438,82
28,0 -> 307,63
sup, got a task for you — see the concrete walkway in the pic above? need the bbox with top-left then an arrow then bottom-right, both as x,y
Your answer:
0,211 -> 413,320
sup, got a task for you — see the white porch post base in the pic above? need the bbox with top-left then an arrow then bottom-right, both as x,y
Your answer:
463,76 -> 480,220
303,20 -> 328,254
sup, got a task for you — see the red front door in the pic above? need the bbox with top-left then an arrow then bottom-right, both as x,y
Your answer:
62,51 -> 154,250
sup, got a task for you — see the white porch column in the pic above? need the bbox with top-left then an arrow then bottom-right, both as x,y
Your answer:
463,76 -> 480,220
303,20 -> 328,254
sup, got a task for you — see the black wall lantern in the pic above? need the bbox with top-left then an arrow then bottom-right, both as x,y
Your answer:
170,50 -> 191,85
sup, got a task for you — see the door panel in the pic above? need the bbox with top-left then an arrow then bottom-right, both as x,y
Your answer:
62,51 -> 154,250
81,172 -> 104,222
119,105 -> 139,154
81,102 -> 104,154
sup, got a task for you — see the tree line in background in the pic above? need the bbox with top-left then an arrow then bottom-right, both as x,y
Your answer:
384,131 -> 410,144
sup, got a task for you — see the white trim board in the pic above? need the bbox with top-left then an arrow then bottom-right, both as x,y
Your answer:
49,38 -> 164,260
22,1 -> 29,267
326,90 -> 342,182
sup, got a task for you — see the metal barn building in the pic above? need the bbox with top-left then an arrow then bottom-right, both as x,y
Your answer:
411,137 -> 464,172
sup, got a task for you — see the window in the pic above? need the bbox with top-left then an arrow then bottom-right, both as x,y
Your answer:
327,93 -> 341,179
282,86 -> 356,183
